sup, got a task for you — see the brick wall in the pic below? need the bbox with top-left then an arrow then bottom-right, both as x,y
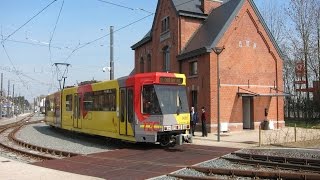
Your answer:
133,0 -> 285,132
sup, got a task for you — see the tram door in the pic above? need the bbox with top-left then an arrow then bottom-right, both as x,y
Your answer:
119,88 -> 134,136
73,94 -> 82,128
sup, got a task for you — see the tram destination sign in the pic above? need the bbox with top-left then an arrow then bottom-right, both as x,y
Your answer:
159,77 -> 183,84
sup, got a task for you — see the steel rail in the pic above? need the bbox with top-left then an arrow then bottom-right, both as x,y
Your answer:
223,156 -> 320,172
0,114 -> 34,130
232,152 -> 320,167
0,115 -> 55,160
9,122 -> 81,158
167,173 -> 221,180
188,166 -> 320,180
0,115 -> 81,161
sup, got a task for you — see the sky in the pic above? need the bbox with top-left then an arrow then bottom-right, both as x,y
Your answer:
0,0 -> 281,102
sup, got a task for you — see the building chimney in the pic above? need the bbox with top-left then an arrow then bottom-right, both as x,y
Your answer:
201,0 -> 223,14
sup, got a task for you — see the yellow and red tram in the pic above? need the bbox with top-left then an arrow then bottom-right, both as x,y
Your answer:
45,72 -> 192,146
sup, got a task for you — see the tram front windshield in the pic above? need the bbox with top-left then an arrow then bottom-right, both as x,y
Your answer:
142,85 -> 189,115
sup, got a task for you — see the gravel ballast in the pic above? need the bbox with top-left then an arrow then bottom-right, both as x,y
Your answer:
15,123 -> 120,154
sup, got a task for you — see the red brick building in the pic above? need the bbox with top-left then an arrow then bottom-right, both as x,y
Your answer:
131,0 -> 285,132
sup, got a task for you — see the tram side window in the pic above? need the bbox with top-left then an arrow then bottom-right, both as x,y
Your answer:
83,89 -> 116,111
45,99 -> 51,112
84,92 -> 94,111
65,95 -> 73,111
102,89 -> 116,111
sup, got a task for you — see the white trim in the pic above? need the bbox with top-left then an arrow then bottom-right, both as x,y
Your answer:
207,0 -> 223,2
208,121 -> 285,127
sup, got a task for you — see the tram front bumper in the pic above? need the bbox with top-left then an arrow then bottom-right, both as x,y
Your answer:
175,133 -> 193,145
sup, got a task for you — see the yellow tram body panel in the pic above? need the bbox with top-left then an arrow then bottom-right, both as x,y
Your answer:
45,93 -> 55,126
58,80 -> 136,142
45,72 -> 192,146
61,87 -> 77,128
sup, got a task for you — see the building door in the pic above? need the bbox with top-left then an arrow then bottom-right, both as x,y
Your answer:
242,97 -> 253,129
73,94 -> 82,128
119,88 -> 134,136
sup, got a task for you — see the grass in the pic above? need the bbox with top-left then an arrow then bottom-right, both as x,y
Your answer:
285,118 -> 320,129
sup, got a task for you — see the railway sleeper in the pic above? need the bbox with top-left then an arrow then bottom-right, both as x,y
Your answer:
232,152 -> 320,166
223,157 -> 320,172
188,166 -> 320,180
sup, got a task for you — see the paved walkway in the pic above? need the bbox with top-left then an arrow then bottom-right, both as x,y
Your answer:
192,130 -> 261,148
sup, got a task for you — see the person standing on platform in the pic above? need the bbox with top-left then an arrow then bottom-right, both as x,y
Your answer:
190,106 -> 198,136
201,106 -> 207,137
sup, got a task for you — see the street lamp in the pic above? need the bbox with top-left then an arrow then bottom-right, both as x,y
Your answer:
213,46 -> 224,142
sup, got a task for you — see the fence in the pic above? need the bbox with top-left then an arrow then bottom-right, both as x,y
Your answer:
259,126 -> 320,146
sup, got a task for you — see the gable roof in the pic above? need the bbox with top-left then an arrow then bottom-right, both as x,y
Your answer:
172,0 -> 207,18
177,0 -> 244,60
131,30 -> 152,50
131,0 -> 208,50
177,0 -> 283,60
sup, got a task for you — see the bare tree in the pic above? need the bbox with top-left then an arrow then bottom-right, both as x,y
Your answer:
285,0 -> 320,119
259,0 -> 286,46
258,0 -> 320,119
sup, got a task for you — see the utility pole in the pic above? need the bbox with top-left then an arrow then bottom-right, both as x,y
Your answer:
110,26 -> 114,80
7,80 -> 10,118
0,73 -> 2,119
12,84 -> 14,116
33,98 -> 36,113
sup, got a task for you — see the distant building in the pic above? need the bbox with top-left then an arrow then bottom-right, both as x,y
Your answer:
132,0 -> 286,132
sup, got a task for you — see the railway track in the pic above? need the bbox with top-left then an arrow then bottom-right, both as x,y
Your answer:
166,152 -> 320,180
0,114 -> 80,162
168,166 -> 320,180
223,152 -> 320,172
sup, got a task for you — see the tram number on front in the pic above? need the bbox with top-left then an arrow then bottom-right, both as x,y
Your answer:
143,122 -> 160,132
159,77 -> 183,84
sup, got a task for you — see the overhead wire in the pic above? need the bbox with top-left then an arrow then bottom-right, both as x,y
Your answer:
64,12 -> 154,62
1,0 -> 58,43
6,39 -> 62,49
97,0 -> 153,14
1,0 -> 197,96
97,0 -> 135,11
49,0 -> 65,64
1,43 -> 29,89
48,0 -> 65,92
63,0 -> 197,62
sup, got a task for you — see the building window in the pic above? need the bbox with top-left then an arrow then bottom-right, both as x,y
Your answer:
161,16 -> 170,33
191,90 -> 198,110
189,61 -> 198,76
140,57 -> 144,73
147,54 -> 151,72
163,46 -> 170,72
